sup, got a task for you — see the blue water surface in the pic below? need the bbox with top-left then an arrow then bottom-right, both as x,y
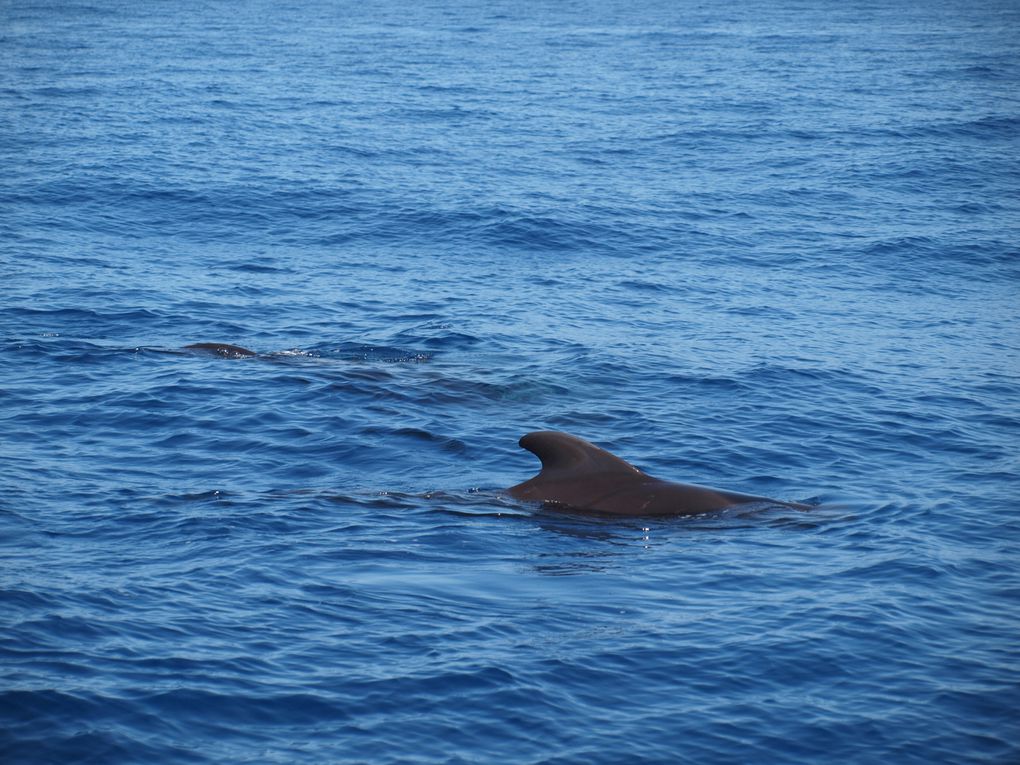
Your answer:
2,0 -> 1019,763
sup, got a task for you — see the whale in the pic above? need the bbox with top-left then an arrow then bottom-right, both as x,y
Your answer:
508,431 -> 809,516
183,343 -> 258,358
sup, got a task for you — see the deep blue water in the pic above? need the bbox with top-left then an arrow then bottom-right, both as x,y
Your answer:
3,0 -> 1020,762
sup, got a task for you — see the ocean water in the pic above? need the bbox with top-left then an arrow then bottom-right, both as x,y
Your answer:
2,0 -> 1019,762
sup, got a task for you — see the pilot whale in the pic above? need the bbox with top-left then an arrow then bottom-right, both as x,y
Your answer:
183,343 -> 258,358
508,431 -> 809,516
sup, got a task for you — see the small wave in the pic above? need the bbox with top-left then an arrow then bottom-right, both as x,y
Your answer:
314,342 -> 433,363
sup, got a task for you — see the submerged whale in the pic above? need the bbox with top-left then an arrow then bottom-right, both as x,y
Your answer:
183,343 -> 258,359
508,431 -> 808,516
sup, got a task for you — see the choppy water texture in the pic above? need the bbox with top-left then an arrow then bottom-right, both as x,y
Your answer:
3,1 -> 1020,763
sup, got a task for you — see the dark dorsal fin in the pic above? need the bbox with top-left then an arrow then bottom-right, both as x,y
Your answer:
518,431 -> 644,478
510,431 -> 810,515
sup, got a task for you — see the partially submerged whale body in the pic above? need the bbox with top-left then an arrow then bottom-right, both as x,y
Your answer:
183,343 -> 258,359
508,431 -> 808,517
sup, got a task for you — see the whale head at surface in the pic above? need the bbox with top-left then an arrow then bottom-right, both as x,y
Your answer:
183,343 -> 258,359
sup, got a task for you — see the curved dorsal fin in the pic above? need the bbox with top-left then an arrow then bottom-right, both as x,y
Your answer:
510,431 -> 810,515
518,431 -> 644,477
